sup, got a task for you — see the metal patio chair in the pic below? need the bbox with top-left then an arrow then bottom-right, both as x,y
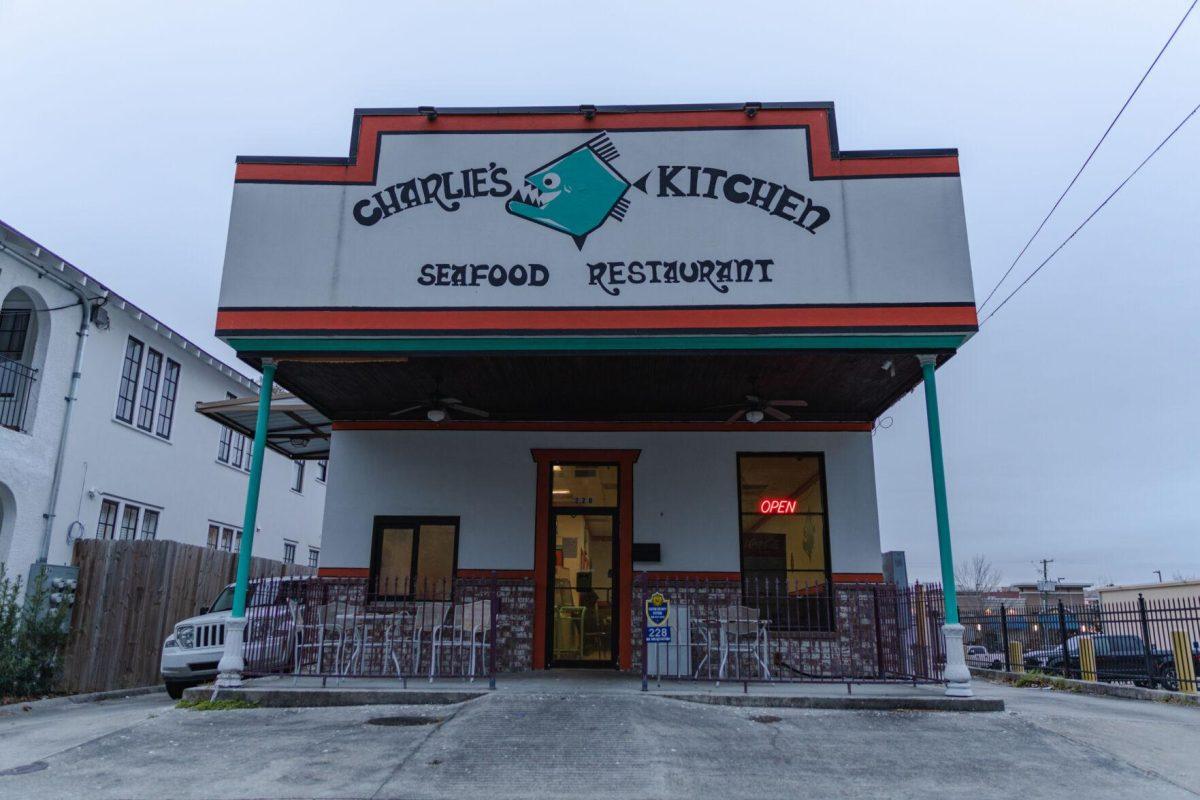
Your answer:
292,602 -> 349,683
716,604 -> 771,684
409,601 -> 451,676
429,599 -> 492,682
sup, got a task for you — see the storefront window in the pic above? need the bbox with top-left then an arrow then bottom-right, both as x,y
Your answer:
737,453 -> 833,629
552,464 -> 618,507
370,517 -> 459,599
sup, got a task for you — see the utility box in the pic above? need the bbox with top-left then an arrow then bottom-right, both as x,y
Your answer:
25,563 -> 80,631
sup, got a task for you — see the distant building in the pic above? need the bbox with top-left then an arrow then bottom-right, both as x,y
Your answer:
1008,581 -> 1091,609
1097,579 -> 1200,607
0,220 -> 326,582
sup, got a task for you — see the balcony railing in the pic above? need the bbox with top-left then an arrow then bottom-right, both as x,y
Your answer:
0,355 -> 37,432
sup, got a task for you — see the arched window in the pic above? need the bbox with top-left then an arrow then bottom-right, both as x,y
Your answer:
1,287 -> 46,432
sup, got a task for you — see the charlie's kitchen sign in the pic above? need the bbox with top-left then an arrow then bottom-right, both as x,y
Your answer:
218,105 -> 975,336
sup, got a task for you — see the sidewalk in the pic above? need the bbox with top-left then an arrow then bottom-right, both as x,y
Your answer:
190,670 -> 1004,711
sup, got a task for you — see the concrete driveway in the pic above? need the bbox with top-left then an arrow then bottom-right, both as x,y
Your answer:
1,682 -> 1197,799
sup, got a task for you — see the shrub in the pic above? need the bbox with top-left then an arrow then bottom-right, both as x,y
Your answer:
0,563 -> 71,701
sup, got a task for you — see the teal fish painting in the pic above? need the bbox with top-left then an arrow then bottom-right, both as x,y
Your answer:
506,132 -> 631,249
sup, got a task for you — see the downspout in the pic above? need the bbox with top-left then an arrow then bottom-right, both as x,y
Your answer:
0,241 -> 92,563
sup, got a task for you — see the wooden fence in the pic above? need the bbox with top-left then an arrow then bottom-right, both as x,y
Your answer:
60,538 -> 313,693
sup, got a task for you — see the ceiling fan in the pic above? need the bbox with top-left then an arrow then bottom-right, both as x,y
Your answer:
712,381 -> 807,423
388,392 -> 489,422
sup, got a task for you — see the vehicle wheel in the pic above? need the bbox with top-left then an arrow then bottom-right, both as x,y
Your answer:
1159,665 -> 1179,692
165,680 -> 188,700
990,660 -> 1003,671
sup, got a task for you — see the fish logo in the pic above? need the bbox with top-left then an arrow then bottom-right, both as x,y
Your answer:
506,132 -> 631,249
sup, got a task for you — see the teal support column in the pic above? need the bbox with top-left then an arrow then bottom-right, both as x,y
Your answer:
216,360 -> 276,688
232,360 -> 276,619
917,354 -> 971,696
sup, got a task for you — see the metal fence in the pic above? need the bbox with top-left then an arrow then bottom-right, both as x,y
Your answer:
243,576 -> 499,686
636,576 -> 947,686
960,593 -> 1200,691
0,354 -> 36,432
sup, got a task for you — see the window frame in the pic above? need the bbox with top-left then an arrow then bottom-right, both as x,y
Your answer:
156,358 -> 180,439
369,515 -> 461,601
308,547 -> 320,568
97,499 -> 120,540
114,335 -> 180,440
136,348 -> 163,432
282,540 -> 297,564
98,496 -> 163,543
115,337 -> 145,424
315,459 -> 328,483
290,460 -> 304,493
734,451 -> 835,632
140,509 -> 159,540
0,308 -> 32,362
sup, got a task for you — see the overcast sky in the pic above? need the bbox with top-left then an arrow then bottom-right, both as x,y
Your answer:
2,1 -> 1197,586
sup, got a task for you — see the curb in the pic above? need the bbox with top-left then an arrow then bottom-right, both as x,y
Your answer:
661,692 -> 1004,712
182,684 -> 486,708
0,684 -> 165,713
970,667 -> 1200,707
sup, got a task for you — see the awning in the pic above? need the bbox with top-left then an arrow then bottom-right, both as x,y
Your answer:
194,392 -> 330,459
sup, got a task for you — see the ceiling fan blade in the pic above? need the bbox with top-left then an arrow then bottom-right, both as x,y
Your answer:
388,404 -> 426,417
439,397 -> 463,405
768,400 -> 809,407
745,394 -> 761,404
764,406 -> 791,421
726,409 -> 746,423
449,404 -> 490,418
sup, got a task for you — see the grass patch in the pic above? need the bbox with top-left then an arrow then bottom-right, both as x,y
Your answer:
175,698 -> 259,711
1010,671 -> 1080,692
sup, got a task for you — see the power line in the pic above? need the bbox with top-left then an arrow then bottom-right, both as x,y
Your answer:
980,100 -> 1200,325
976,0 -> 1198,315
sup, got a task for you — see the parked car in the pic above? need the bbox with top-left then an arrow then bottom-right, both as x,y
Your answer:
965,645 -> 1004,670
1023,634 -> 1199,688
160,578 -> 304,698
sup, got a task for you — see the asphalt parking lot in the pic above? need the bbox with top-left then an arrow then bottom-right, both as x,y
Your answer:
1,682 -> 1197,800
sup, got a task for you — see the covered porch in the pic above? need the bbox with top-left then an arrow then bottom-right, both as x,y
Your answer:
208,103 -> 978,696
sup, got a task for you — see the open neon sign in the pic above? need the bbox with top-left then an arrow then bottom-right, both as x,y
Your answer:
758,498 -> 798,515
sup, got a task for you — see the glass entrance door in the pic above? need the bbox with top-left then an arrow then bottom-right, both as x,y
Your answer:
550,511 -> 618,666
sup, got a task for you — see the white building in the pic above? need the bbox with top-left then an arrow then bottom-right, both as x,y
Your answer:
0,219 -> 325,581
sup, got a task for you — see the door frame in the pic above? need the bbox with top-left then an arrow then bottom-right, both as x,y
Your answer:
547,507 -> 620,668
531,449 -> 639,670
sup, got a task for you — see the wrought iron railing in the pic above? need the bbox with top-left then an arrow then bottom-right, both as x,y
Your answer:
242,575 -> 500,686
961,593 -> 1200,691
0,355 -> 37,432
635,576 -> 947,685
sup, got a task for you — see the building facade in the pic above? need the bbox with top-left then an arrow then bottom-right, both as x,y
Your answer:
212,103 -> 979,693
0,221 -> 326,582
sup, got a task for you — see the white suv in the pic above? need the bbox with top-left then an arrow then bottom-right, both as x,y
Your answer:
160,578 -> 302,698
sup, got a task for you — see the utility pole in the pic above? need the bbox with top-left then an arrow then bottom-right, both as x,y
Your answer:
1039,558 -> 1055,582
1154,570 -> 1163,583
1036,558 -> 1055,611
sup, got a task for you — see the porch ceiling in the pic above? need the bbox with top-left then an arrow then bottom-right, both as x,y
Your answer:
239,350 -> 950,424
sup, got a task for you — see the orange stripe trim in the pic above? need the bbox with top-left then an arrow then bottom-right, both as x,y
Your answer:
638,571 -> 741,581
215,305 -> 977,335
457,569 -> 534,580
333,421 -> 873,433
316,567 -> 369,578
833,572 -> 886,583
235,109 -> 958,184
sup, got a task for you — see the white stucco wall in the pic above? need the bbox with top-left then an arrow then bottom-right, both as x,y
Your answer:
0,245 -> 325,576
0,248 -> 79,573
321,429 -> 883,575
